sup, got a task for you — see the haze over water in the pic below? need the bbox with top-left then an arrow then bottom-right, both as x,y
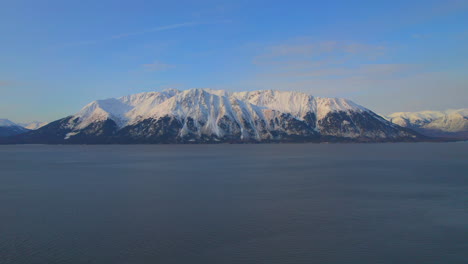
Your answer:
1,143 -> 467,264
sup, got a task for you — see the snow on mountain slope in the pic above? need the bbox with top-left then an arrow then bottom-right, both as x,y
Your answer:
233,90 -> 316,118
0,119 -> 18,127
231,89 -> 405,139
0,119 -> 29,137
125,89 -> 180,120
128,88 -> 312,140
70,89 -> 180,130
71,88 -> 371,131
80,88 -> 386,141
74,98 -> 134,129
22,121 -> 49,130
388,111 -> 444,127
388,109 -> 468,138
233,90 -> 366,119
6,88 -> 422,143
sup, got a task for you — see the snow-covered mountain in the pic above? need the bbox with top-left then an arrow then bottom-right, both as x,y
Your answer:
3,89 -> 422,144
0,119 -> 29,137
0,119 -> 17,127
387,109 -> 468,139
18,121 -> 49,130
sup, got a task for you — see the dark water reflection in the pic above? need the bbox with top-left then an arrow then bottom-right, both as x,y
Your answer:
0,143 -> 467,264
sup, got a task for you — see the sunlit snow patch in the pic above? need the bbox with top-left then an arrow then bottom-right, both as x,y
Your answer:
64,132 -> 79,140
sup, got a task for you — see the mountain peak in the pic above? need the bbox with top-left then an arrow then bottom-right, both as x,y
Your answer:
0,119 -> 29,137
18,121 -> 49,130
161,88 -> 181,95
0,119 -> 17,127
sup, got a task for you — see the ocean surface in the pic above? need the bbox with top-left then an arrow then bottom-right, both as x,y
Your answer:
0,143 -> 467,264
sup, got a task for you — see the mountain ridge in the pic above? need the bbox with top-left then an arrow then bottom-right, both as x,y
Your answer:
387,109 -> 468,139
2,89 -> 427,144
0,119 -> 30,137
18,121 -> 49,130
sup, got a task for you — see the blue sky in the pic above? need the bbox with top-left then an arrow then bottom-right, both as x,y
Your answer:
1,0 -> 467,122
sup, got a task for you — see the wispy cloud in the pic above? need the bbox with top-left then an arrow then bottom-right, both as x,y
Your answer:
258,64 -> 417,80
253,40 -> 387,69
62,21 -> 220,47
111,22 -> 199,39
245,38 -> 425,100
142,61 -> 175,72
242,69 -> 467,111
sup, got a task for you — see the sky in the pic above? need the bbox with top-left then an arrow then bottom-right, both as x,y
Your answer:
1,0 -> 467,123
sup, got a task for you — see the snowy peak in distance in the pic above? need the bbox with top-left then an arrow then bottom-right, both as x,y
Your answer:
387,108 -> 468,139
0,119 -> 29,137
19,121 -> 49,130
0,119 -> 18,127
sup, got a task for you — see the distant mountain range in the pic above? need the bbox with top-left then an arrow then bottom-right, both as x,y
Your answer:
1,89 -> 465,144
18,121 -> 49,130
0,119 -> 30,137
387,109 -> 468,139
0,119 -> 50,137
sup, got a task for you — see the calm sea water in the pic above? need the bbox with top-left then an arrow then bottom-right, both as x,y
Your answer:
0,143 -> 467,264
